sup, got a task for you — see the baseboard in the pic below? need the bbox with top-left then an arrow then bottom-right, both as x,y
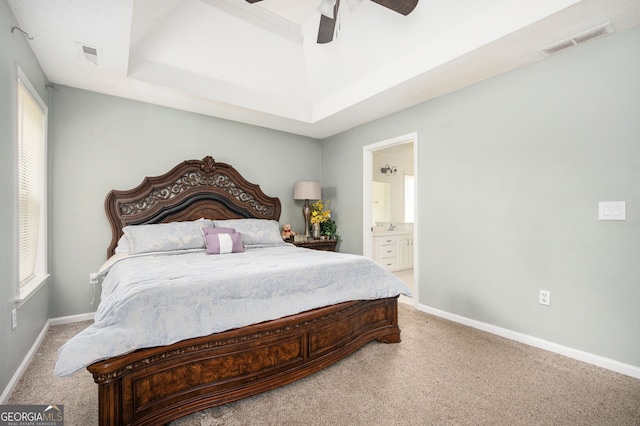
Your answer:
49,312 -> 94,326
0,320 -> 50,404
1,312 -> 95,404
416,303 -> 640,380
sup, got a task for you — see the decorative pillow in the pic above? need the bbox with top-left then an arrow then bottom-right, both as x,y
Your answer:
212,219 -> 282,245
204,231 -> 244,255
122,219 -> 213,254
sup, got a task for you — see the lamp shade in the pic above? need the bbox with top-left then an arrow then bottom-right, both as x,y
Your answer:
293,181 -> 321,200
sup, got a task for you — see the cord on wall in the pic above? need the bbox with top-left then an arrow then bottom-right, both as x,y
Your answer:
11,26 -> 33,40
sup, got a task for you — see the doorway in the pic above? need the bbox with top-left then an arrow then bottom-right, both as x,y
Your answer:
363,132 -> 418,305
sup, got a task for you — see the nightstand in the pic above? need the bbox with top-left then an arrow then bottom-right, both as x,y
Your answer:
292,239 -> 338,252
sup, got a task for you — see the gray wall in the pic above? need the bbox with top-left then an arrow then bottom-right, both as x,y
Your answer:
322,26 -> 640,367
48,87 -> 321,317
1,0 -> 51,398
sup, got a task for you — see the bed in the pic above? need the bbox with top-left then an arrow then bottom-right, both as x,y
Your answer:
55,156 -> 408,425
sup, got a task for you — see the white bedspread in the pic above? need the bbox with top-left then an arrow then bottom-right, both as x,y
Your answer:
55,244 -> 411,376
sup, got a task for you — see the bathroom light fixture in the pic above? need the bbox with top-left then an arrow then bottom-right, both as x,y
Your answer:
380,164 -> 397,175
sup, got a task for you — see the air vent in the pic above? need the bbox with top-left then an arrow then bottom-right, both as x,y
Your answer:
539,23 -> 614,57
82,45 -> 98,56
76,42 -> 102,65
543,39 -> 575,56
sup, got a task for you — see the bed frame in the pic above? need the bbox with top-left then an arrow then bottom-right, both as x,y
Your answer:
88,156 -> 401,425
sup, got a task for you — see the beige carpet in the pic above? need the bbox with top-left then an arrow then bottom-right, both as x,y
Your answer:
9,304 -> 640,425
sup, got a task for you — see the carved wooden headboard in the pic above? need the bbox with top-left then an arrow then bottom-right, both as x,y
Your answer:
104,156 -> 282,257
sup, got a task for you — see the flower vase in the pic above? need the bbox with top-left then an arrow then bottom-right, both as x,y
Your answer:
312,223 -> 321,239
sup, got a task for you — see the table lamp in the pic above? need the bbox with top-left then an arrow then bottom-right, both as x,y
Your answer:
293,181 -> 321,238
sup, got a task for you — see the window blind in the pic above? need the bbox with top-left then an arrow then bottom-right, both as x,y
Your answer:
17,77 -> 45,286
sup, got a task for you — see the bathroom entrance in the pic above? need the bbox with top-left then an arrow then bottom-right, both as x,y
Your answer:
362,132 -> 418,305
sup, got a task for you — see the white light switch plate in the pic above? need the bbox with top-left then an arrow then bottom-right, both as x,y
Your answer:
599,201 -> 625,220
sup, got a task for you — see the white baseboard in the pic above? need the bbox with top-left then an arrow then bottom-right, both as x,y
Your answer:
1,312 -> 95,404
0,320 -> 50,404
416,303 -> 640,380
49,312 -> 94,326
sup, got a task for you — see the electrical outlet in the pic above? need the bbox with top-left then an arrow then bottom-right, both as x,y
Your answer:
89,272 -> 99,285
11,309 -> 17,330
539,290 -> 550,306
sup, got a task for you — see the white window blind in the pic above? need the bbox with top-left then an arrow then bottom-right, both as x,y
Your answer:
17,72 -> 46,287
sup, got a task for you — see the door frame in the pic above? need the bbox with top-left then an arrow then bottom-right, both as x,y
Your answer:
362,131 -> 419,304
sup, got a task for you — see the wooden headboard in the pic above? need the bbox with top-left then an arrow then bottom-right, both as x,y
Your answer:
104,156 -> 281,257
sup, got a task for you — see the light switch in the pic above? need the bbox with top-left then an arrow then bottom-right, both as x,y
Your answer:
599,201 -> 626,220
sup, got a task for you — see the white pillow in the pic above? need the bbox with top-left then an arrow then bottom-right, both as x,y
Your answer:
114,235 -> 130,254
212,219 -> 282,245
122,219 -> 213,254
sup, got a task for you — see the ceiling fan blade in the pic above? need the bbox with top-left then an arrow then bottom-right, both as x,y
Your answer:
370,0 -> 418,15
317,0 -> 341,44
245,0 -> 263,3
317,15 -> 337,44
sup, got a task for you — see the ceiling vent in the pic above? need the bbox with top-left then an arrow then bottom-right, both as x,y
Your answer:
76,42 -> 102,65
539,23 -> 614,57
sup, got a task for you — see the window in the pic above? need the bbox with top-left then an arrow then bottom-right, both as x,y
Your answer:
404,174 -> 415,223
16,66 -> 48,299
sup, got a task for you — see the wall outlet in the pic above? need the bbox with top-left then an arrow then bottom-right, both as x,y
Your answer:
539,290 -> 551,306
89,272 -> 99,285
11,309 -> 17,330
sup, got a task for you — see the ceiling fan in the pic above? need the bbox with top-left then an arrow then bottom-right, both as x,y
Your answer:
245,0 -> 419,44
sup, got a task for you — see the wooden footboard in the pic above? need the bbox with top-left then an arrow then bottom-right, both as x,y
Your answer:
88,297 -> 401,426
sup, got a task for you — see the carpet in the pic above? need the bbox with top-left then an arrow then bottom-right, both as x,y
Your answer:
9,303 -> 640,425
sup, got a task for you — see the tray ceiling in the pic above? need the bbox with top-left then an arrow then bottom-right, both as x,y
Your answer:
7,0 -> 640,138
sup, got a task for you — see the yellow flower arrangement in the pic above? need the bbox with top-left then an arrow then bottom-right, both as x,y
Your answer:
310,200 -> 331,225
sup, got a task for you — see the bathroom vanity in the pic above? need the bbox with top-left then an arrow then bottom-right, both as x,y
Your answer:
373,232 -> 413,271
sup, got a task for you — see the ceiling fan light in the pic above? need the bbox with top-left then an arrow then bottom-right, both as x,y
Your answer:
346,0 -> 363,11
317,0 -> 337,19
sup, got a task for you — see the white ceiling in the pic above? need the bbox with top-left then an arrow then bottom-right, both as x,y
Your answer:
7,0 -> 640,139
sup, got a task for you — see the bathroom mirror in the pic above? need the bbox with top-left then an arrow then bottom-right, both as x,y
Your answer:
372,181 -> 391,224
